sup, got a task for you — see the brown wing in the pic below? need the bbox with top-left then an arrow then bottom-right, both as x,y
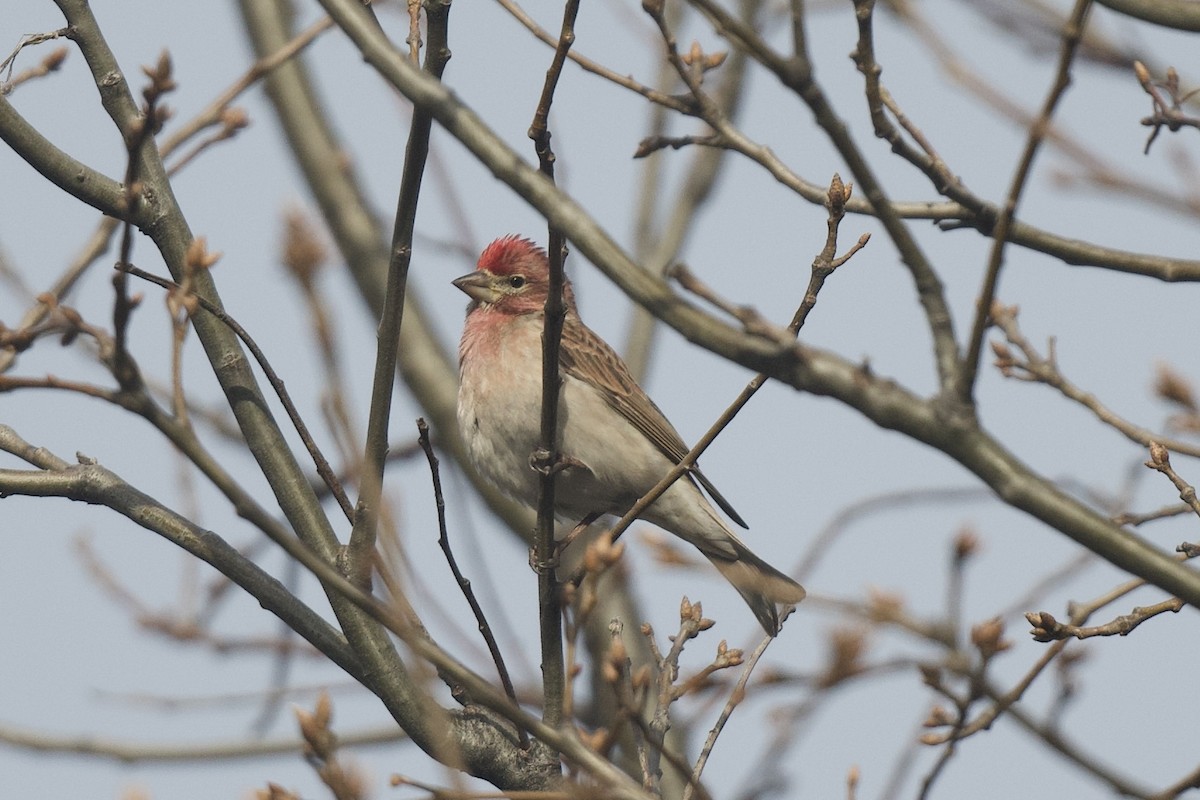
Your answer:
558,317 -> 748,529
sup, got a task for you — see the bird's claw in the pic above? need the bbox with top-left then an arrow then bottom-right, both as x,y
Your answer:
529,545 -> 558,574
529,449 -> 588,476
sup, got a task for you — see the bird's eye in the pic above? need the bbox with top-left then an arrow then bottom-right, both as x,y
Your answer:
507,275 -> 526,288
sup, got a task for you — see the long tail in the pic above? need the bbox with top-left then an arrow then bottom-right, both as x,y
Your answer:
708,540 -> 806,637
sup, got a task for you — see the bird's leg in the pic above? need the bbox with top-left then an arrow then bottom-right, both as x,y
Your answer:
557,511 -> 602,554
527,450 -> 593,574
528,448 -> 589,476
528,546 -> 555,574
528,511 -> 601,574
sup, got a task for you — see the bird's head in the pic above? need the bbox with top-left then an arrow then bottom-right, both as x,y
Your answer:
453,236 -> 574,315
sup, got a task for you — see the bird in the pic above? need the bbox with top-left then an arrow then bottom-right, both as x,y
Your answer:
453,235 -> 805,635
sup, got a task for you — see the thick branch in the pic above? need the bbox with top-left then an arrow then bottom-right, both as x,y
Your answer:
1095,0 -> 1200,30
0,429 -> 361,681
0,92 -> 127,217
45,0 -> 502,782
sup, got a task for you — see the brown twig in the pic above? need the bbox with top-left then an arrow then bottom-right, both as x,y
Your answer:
1145,441 -> 1200,517
118,263 -> 354,519
164,108 -> 249,175
916,621 -> 1013,795
1113,502 -> 1192,527
1134,62 -> 1200,154
597,622 -> 652,786
795,485 -> 990,583
281,207 -> 363,501
1150,762 -> 1200,800
958,0 -> 1095,403
160,15 -> 333,159
495,0 -> 693,115
683,609 -> 786,800
295,692 -> 368,800
632,133 -> 722,158
0,217 -> 120,374
166,238 -> 220,426
527,0 -> 579,734
345,0 -> 453,586
930,524 -> 1200,748
633,610 -> 719,800
643,0 -> 719,116
76,535 -> 321,658
666,263 -> 794,344
590,176 -> 864,556
688,0 -> 961,392
1026,597 -> 1184,641
111,52 -> 176,392
0,373 -> 116,400
622,0 -> 753,387
417,418 -> 527,747
644,604 -> 708,793
0,720 -> 404,764
850,0 -> 962,197
990,305 -> 1200,459
0,44 -> 67,93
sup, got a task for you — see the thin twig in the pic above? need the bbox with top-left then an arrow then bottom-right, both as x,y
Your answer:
931,527 -> 1200,746
345,0 -> 453,584
1150,761 -> 1200,800
417,419 -> 527,747
990,306 -> 1200,459
623,0 -> 753,385
1134,62 -> 1200,155
580,176 -> 864,557
1026,597 -> 1184,640
684,610 -> 787,800
0,721 -> 404,763
1145,442 -> 1200,517
958,0 -> 1094,403
688,0 -> 961,392
118,263 -> 354,518
527,0 -> 579,733
495,0 -> 693,115
111,52 -> 175,392
850,0 -> 964,201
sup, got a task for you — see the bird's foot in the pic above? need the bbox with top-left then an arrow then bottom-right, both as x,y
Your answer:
528,544 -> 558,574
528,448 -> 589,476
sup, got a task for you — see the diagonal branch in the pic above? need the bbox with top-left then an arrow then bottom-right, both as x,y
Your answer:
688,0 -> 962,395
45,0 -> 512,784
958,0 -> 1095,404
0,424 -> 363,681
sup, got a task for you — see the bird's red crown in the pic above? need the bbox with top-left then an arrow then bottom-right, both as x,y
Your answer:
477,235 -> 547,276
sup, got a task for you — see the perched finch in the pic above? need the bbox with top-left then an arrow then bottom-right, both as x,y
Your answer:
454,236 -> 805,635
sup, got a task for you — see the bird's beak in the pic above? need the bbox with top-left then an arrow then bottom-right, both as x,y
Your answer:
452,270 -> 500,305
